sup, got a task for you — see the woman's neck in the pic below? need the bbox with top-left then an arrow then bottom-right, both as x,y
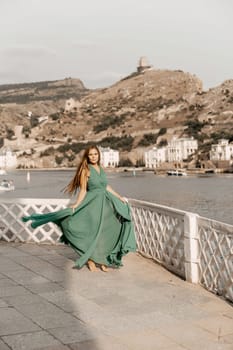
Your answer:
90,163 -> 99,168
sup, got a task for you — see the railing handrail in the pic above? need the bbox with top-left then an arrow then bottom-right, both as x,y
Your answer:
0,198 -> 70,204
129,198 -> 188,217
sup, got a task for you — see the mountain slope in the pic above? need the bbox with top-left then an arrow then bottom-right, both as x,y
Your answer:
0,69 -> 233,167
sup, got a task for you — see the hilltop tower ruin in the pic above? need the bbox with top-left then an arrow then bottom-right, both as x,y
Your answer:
137,56 -> 152,73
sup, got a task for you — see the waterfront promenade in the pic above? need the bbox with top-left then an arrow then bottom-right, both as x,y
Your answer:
0,242 -> 232,350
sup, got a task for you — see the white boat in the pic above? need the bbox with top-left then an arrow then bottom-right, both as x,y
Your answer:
167,169 -> 187,176
0,179 -> 15,191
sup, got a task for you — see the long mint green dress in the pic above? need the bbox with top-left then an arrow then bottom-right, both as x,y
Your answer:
22,165 -> 136,268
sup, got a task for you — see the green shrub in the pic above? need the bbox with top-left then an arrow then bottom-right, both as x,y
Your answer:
50,113 -> 60,120
158,128 -> 167,136
185,120 -> 204,132
40,147 -> 55,157
118,158 -> 134,167
65,153 -> 75,161
22,126 -> 31,138
55,155 -> 64,165
93,115 -> 126,133
138,133 -> 158,146
157,138 -> 168,147
30,116 -> 39,128
57,142 -> 91,155
136,158 -> 145,167
99,135 -> 134,151
6,128 -> 15,140
184,120 -> 206,138
211,131 -> 233,142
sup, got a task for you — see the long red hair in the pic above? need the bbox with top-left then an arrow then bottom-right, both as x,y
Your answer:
64,145 -> 101,194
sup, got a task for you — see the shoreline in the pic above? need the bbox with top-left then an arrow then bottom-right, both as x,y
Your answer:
9,166 -> 233,174
13,167 -> 144,173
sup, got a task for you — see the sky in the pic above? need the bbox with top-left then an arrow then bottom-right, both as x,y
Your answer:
0,0 -> 232,90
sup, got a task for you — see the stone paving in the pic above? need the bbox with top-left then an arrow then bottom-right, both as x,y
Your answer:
0,242 -> 232,350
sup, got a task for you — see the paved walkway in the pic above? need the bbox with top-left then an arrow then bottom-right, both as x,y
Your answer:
0,242 -> 232,350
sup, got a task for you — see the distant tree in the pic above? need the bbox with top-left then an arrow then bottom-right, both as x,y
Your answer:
65,153 -> 75,161
185,120 -> 204,133
99,135 -> 134,151
118,158 -> 134,167
211,131 -> 233,142
184,119 -> 206,139
55,155 -> 64,165
50,113 -> 60,121
158,128 -> 167,136
157,138 -> 168,147
22,126 -> 31,138
93,115 -> 126,134
30,116 -> 39,128
40,147 -> 55,157
136,158 -> 145,167
0,137 -> 4,148
138,133 -> 158,147
6,128 -> 15,140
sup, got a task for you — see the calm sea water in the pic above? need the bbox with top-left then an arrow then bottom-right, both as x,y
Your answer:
1,169 -> 233,225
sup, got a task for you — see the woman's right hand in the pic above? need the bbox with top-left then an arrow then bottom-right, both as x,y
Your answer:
70,205 -> 77,213
120,196 -> 128,203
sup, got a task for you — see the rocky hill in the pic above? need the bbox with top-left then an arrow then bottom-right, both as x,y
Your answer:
0,69 -> 233,168
0,77 -> 87,132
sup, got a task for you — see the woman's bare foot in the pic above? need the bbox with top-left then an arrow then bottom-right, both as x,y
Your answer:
87,260 -> 98,272
100,265 -> 108,272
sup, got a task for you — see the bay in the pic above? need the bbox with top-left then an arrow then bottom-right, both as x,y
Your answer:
0,170 -> 233,225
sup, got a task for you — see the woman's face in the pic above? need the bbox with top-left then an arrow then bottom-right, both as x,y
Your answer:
88,148 -> 99,164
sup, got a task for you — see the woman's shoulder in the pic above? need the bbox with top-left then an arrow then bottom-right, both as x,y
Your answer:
80,167 -> 90,178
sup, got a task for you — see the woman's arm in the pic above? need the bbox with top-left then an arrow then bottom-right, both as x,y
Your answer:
70,169 -> 89,210
106,185 -> 127,203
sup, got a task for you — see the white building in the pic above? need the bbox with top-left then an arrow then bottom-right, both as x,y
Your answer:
0,148 -> 17,169
144,146 -> 167,168
167,137 -> 198,162
144,137 -> 198,168
210,139 -> 233,163
99,147 -> 119,168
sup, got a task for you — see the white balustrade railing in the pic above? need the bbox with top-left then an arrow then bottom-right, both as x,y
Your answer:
197,216 -> 233,302
0,198 -> 69,244
0,198 -> 232,303
129,199 -> 186,278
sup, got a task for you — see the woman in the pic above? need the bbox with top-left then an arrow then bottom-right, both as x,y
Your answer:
22,145 -> 136,272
